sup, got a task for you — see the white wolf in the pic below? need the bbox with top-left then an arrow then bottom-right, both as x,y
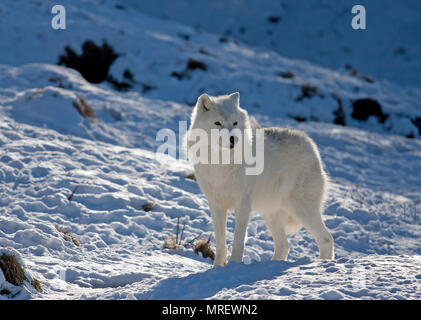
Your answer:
186,92 -> 334,267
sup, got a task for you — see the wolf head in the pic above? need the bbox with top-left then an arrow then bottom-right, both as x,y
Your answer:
189,92 -> 252,150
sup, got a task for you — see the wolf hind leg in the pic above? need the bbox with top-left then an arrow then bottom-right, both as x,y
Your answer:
263,211 -> 290,261
289,200 -> 334,260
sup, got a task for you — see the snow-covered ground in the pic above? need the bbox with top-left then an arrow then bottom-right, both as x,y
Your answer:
127,0 -> 421,88
0,0 -> 420,299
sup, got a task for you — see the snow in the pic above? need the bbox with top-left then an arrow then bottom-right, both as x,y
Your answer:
126,0 -> 421,88
0,0 -> 420,300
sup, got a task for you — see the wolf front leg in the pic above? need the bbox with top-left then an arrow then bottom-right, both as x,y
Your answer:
230,196 -> 251,263
209,202 -> 228,267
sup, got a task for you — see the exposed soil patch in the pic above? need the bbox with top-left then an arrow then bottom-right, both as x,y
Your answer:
171,59 -> 208,81
58,40 -> 119,83
277,71 -> 295,79
332,93 -> 346,126
411,117 -> 421,135
351,98 -> 388,123
295,84 -> 322,101
267,16 -> 281,24
289,115 -> 307,122
142,202 -> 155,212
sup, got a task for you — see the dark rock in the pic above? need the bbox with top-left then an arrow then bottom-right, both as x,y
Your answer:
295,85 -> 318,101
199,48 -> 210,55
170,71 -> 184,81
411,117 -> 421,135
351,98 -> 388,123
58,40 -> 119,84
142,202 -> 155,212
123,69 -> 134,81
186,59 -> 207,71
290,115 -> 307,122
141,83 -> 155,94
171,59 -> 207,81
178,33 -> 190,41
106,75 -> 132,92
267,16 -> 281,23
332,93 -> 346,126
277,71 -> 295,79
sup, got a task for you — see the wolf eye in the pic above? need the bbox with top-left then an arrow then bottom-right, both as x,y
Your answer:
233,121 -> 238,126
214,121 -> 222,126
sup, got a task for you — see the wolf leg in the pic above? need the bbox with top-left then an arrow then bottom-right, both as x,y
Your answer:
230,197 -> 251,263
290,201 -> 334,260
209,202 -> 228,267
263,212 -> 289,260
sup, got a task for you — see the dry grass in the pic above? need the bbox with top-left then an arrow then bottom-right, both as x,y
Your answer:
58,40 -> 119,84
163,235 -> 178,250
72,96 -> 98,120
31,278 -> 43,292
193,235 -> 215,261
162,218 -> 215,261
0,253 -> 42,293
0,254 -> 26,286
185,172 -> 196,181
55,225 -> 81,247
163,217 -> 187,250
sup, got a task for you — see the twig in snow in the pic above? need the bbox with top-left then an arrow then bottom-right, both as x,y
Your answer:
178,220 -> 186,246
175,217 -> 180,245
67,185 -> 79,201
184,232 -> 203,248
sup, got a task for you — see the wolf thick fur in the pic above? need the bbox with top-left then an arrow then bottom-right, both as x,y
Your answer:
186,92 -> 334,267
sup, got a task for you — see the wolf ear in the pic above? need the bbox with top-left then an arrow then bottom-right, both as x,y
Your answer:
229,92 -> 240,106
197,93 -> 211,111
